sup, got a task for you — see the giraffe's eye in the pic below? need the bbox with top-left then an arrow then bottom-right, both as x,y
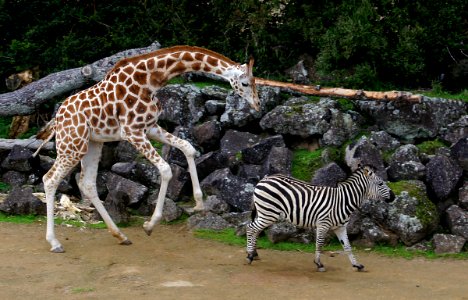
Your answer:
241,82 -> 249,87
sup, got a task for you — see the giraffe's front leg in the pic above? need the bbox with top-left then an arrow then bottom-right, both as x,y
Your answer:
125,131 -> 173,236
334,226 -> 364,271
147,125 -> 204,211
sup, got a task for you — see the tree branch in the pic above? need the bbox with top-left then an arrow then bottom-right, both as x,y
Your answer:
0,41 -> 162,117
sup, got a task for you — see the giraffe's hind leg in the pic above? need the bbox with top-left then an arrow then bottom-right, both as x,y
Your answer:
43,156 -> 81,253
78,141 -> 131,245
147,125 -> 204,211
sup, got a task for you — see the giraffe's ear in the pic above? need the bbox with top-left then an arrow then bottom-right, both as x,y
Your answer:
248,57 -> 254,76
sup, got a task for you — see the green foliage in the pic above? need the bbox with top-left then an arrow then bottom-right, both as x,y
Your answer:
291,149 -> 323,182
1,0 -> 467,93
0,117 -> 11,138
0,181 -> 11,192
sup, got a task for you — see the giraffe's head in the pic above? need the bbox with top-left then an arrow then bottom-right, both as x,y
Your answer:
229,58 -> 260,111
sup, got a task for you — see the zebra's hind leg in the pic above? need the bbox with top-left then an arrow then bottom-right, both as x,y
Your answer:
334,226 -> 364,271
314,224 -> 330,272
246,220 -> 266,264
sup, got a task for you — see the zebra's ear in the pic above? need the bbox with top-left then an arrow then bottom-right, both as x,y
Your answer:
363,167 -> 369,176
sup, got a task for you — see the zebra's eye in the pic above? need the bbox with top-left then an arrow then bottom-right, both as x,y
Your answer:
241,82 -> 249,87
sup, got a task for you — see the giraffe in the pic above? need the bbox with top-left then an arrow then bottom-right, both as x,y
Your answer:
40,45 -> 260,252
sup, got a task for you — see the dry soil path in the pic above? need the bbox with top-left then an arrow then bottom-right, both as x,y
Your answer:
0,222 -> 467,300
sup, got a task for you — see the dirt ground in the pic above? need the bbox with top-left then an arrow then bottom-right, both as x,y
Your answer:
1,222 -> 467,300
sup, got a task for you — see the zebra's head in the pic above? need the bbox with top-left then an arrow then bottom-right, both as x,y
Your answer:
362,166 -> 395,203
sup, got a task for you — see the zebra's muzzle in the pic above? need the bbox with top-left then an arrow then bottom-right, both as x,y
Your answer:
385,190 -> 396,203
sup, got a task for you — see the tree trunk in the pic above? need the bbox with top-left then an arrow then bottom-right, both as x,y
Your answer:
255,78 -> 423,102
0,41 -> 162,117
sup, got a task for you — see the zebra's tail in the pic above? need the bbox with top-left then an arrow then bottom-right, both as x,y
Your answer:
250,202 -> 257,221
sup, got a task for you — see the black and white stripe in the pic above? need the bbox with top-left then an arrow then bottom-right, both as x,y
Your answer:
246,165 -> 394,272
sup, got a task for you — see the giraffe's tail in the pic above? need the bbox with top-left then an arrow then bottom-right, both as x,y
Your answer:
32,118 -> 56,157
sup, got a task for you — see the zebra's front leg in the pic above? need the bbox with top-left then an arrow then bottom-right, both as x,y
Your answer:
334,226 -> 364,271
314,224 -> 330,272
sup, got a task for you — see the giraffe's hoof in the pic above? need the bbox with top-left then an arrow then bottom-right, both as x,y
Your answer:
50,245 -> 65,253
193,204 -> 205,211
143,222 -> 153,236
120,239 -> 132,246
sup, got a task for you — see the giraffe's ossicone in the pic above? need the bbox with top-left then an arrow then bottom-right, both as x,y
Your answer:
40,45 -> 260,252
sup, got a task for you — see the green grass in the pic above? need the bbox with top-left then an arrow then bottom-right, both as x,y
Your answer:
194,228 -> 341,252
416,139 -> 449,155
291,149 -> 323,182
0,212 -> 44,223
419,88 -> 468,102
71,287 -> 95,294
194,228 -> 468,260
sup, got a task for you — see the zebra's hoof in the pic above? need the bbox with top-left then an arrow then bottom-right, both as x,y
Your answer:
317,267 -> 326,272
50,245 -> 65,253
353,264 -> 365,271
246,252 -> 259,264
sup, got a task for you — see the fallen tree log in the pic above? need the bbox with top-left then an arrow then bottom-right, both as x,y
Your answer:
255,78 -> 423,102
0,138 -> 54,151
0,41 -> 162,117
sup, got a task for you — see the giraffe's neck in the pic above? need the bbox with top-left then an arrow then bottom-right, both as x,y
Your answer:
109,46 -> 240,91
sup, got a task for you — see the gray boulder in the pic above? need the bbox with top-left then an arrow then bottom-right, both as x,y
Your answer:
1,170 -> 26,187
266,222 -> 298,243
440,115 -> 468,144
386,181 -> 439,246
200,168 -> 255,212
355,97 -> 467,142
0,186 -> 46,215
432,233 -> 466,254
445,205 -> 468,240
1,145 -> 34,172
156,84 -> 204,126
261,146 -> 292,176
187,211 -> 233,230
345,136 -> 387,179
387,145 -> 426,180
426,155 -> 463,200
220,86 -> 281,127
310,162 -> 347,187
459,182 -> 468,209
192,120 -> 222,152
369,131 -> 401,152
450,137 -> 468,171
220,129 -> 261,157
195,151 -> 229,181
241,135 -> 285,164
105,172 -> 148,206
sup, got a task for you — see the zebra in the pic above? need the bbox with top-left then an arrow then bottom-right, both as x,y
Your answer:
246,165 -> 395,272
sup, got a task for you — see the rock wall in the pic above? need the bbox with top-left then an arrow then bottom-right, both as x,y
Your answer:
0,84 -> 467,253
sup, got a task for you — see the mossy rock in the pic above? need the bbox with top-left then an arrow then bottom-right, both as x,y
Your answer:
387,180 -> 439,245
